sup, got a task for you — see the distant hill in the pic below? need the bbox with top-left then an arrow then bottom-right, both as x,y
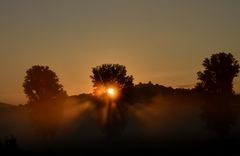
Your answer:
69,83 -> 197,106
0,102 -> 16,109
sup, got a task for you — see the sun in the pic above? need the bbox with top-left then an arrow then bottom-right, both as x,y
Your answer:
93,85 -> 119,100
107,88 -> 115,95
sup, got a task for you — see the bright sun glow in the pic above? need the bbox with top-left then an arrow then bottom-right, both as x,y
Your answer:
107,88 -> 115,95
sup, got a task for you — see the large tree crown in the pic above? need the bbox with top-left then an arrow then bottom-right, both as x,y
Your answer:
23,65 -> 64,103
196,52 -> 239,95
90,64 -> 133,94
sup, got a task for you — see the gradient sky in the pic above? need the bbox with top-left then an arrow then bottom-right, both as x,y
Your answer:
0,0 -> 240,104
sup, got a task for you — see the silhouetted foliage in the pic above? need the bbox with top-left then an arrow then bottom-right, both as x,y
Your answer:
23,65 -> 66,104
196,52 -> 239,95
23,65 -> 67,138
129,82 -> 195,104
90,64 -> 134,98
90,64 -> 133,137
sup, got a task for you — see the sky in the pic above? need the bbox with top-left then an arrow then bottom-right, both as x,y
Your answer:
0,0 -> 240,104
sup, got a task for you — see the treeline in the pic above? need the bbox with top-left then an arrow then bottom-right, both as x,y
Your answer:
18,51 -> 239,137
21,52 -> 240,107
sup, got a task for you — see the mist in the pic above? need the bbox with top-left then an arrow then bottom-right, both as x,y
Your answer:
1,92 -> 240,154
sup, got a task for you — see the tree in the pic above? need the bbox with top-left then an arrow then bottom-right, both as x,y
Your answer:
23,65 -> 67,138
90,64 -> 133,98
90,64 -> 133,137
23,65 -> 66,104
196,52 -> 239,95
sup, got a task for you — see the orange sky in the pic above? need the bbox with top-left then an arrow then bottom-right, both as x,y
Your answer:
0,0 -> 240,104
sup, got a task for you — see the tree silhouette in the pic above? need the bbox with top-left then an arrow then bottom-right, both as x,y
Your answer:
90,64 -> 133,98
23,65 -> 66,104
23,65 -> 67,138
196,52 -> 239,95
90,64 -> 133,137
